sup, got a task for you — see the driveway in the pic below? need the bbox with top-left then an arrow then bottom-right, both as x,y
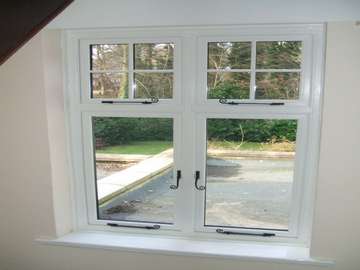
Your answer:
99,157 -> 294,230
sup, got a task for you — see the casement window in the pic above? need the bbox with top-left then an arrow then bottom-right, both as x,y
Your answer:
79,38 -> 181,104
65,25 -> 324,243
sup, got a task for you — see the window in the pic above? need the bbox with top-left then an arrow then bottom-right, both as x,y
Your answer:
80,39 -> 179,103
207,42 -> 251,99
204,118 -> 297,230
255,41 -> 302,100
90,44 -> 129,99
133,43 -> 174,99
66,25 -> 324,243
93,116 -> 176,224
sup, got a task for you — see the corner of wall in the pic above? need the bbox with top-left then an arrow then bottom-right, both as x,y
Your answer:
41,29 -> 74,237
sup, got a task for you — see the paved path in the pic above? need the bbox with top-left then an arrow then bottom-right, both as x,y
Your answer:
97,149 -> 173,204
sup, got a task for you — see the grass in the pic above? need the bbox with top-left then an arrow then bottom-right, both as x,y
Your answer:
96,140 -> 295,155
96,140 -> 173,155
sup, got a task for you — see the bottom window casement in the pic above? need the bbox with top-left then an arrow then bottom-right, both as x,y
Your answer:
91,116 -> 178,226
82,114 -> 305,239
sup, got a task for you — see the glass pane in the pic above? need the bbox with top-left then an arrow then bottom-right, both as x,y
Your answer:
91,44 -> 128,71
208,42 -> 251,69
256,41 -> 302,69
207,72 -> 250,99
93,117 -> 175,224
134,72 -> 173,99
91,73 -> 128,99
134,43 -> 174,70
205,119 -> 298,230
255,72 -> 300,100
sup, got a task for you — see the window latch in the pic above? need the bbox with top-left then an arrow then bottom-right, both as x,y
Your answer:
170,170 -> 181,190
195,171 -> 205,190
216,228 -> 275,237
219,98 -> 284,106
102,97 -> 159,105
107,223 -> 161,230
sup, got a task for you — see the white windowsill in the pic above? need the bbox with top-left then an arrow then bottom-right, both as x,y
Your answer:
36,231 -> 333,266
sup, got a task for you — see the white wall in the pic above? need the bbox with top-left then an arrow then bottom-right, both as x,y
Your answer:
310,22 -> 360,266
48,0 -> 360,29
41,31 -> 73,237
1,10 -> 360,270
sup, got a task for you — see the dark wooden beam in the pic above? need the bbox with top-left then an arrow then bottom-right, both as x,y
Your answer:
0,0 -> 73,65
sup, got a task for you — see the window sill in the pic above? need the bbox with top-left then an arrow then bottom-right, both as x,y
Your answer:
36,231 -> 333,266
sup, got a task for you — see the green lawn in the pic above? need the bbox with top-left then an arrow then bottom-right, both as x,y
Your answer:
96,140 -> 295,155
96,140 -> 173,155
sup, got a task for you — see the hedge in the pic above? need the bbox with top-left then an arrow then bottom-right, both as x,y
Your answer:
93,117 -> 297,146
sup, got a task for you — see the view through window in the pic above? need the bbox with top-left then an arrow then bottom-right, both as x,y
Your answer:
93,117 -> 175,224
205,119 -> 297,230
70,26 -> 324,239
90,43 -> 174,99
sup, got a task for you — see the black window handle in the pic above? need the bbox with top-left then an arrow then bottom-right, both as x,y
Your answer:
170,170 -> 181,190
195,171 -> 205,190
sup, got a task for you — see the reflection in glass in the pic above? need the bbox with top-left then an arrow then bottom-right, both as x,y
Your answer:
256,41 -> 302,69
91,44 -> 128,71
255,72 -> 300,100
205,119 -> 298,230
207,72 -> 250,99
93,117 -> 175,224
134,43 -> 174,70
208,42 -> 251,69
134,72 -> 173,99
91,73 -> 128,99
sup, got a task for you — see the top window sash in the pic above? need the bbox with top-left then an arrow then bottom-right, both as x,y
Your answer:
196,35 -> 312,108
79,37 -> 182,105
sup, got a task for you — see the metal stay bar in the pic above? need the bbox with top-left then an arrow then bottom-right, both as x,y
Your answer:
216,228 -> 275,237
102,97 -> 159,104
107,223 -> 161,230
219,98 -> 284,106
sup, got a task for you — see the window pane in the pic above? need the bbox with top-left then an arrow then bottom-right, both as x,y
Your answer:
255,72 -> 300,100
93,117 -> 175,224
134,43 -> 174,70
134,72 -> 173,99
205,119 -> 297,230
208,42 -> 251,69
207,72 -> 250,99
91,44 -> 128,71
91,73 -> 128,99
256,41 -> 302,69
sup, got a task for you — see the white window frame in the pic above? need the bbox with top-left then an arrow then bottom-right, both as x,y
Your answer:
79,37 -> 182,105
82,112 -> 183,230
63,24 -> 325,245
194,113 -> 308,239
197,35 -> 311,106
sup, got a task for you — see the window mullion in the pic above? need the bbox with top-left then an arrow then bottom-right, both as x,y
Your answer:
249,41 -> 256,101
174,35 -> 199,233
128,42 -> 134,99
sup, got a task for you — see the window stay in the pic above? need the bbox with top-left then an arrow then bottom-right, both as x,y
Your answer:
219,99 -> 284,106
107,223 -> 161,230
216,229 -> 276,237
102,97 -> 159,105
